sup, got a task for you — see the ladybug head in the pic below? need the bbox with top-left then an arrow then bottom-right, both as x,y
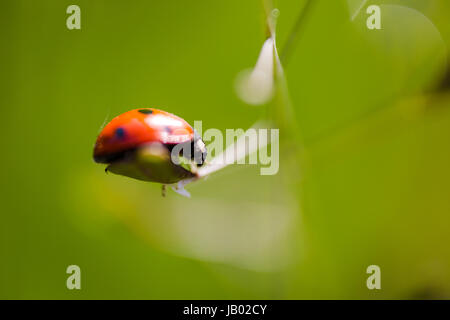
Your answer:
192,132 -> 207,166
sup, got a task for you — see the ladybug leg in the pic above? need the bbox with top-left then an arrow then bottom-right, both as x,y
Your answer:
170,179 -> 194,198
161,184 -> 167,197
105,167 -> 109,174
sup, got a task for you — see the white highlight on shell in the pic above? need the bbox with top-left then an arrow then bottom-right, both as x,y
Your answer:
145,114 -> 183,128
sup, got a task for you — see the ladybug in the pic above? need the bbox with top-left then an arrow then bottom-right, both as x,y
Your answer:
93,108 -> 207,196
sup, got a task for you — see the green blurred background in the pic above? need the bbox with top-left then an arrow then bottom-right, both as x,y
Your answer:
1,0 -> 450,299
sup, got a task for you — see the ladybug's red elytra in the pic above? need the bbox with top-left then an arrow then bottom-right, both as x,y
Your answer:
93,108 -> 207,190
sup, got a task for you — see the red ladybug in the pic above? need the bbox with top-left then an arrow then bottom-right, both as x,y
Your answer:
93,108 -> 207,190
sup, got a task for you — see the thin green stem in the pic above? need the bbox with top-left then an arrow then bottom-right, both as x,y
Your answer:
280,0 -> 314,66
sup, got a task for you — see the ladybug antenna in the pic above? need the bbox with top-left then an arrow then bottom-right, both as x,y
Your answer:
97,108 -> 111,133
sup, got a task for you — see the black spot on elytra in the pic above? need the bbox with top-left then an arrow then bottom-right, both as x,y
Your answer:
164,126 -> 172,133
138,109 -> 153,114
115,127 -> 126,138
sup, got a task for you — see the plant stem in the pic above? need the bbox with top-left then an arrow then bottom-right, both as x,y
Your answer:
280,0 -> 314,67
